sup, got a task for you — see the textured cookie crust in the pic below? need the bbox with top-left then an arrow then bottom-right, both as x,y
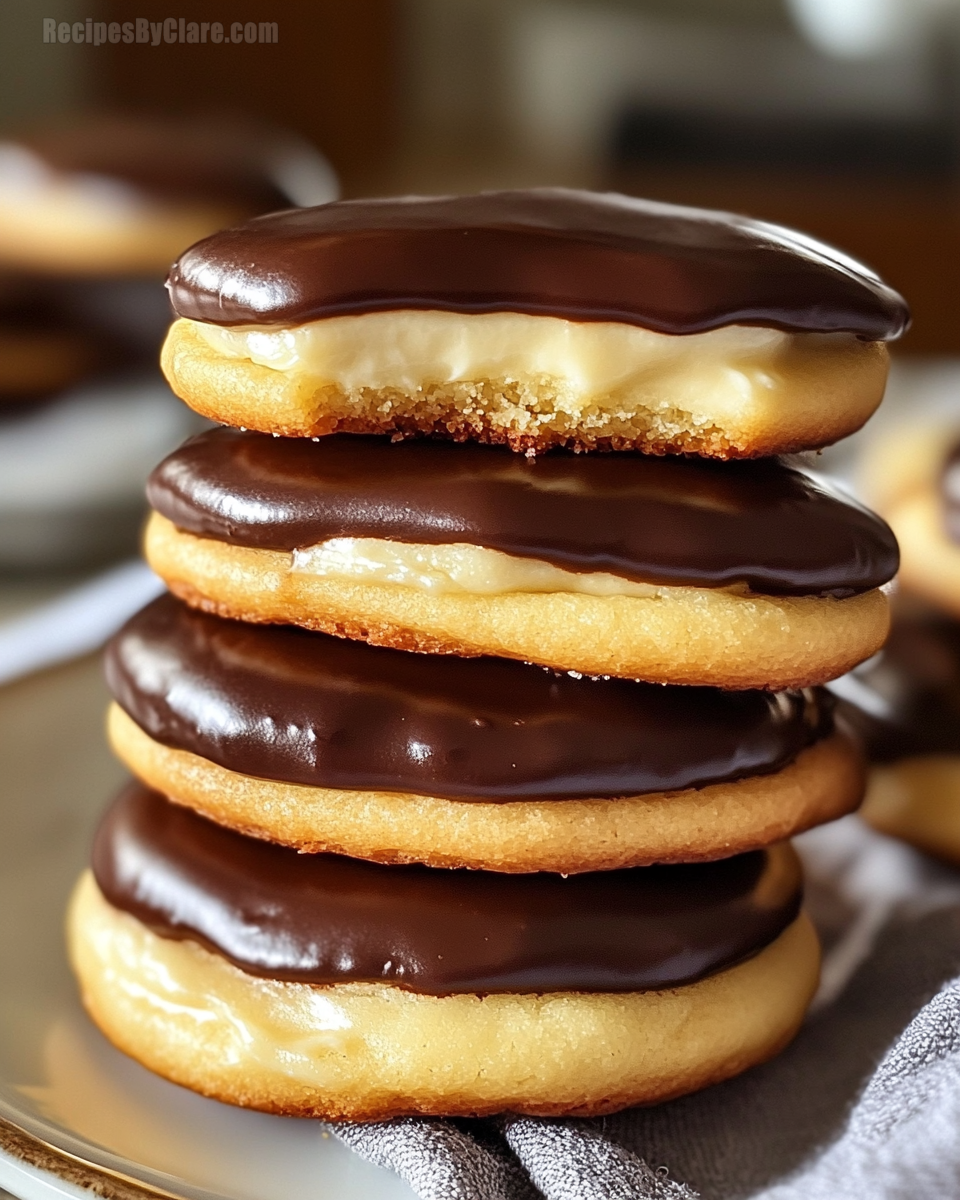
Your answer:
160,317 -> 889,458
144,513 -> 890,689
861,756 -> 960,865
109,704 -> 864,872
68,873 -> 820,1120
886,492 -> 960,620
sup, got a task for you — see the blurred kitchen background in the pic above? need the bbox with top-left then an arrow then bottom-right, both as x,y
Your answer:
4,0 -> 959,345
0,0 -> 958,613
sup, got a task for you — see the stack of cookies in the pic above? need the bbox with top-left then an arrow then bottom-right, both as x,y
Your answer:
833,421 -> 960,864
69,191 -> 905,1120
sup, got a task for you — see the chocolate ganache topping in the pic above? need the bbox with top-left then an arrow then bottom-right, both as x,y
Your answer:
93,783 -> 803,993
832,607 -> 960,763
148,430 -> 899,597
166,188 -> 908,337
107,595 -> 833,800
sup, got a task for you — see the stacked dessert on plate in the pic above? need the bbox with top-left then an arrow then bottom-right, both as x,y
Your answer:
69,191 -> 905,1119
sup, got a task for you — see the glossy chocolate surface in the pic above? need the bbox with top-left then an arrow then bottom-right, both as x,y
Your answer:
8,115 -> 291,210
93,783 -> 803,993
833,607 -> 960,762
108,595 -> 832,800
148,429 -> 899,597
166,188 -> 908,337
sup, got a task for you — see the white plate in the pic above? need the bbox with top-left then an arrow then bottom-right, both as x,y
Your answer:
0,656 -> 414,1200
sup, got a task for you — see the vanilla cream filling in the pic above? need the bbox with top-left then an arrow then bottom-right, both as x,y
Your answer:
194,310 -> 872,423
70,873 -> 366,1088
291,537 -> 708,598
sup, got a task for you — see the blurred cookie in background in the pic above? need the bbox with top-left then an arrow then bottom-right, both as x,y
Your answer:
861,417 -> 960,622
0,112 -> 337,570
0,111 -> 337,274
832,601 -> 960,865
0,272 -> 194,569
837,372 -> 960,864
0,111 -> 337,365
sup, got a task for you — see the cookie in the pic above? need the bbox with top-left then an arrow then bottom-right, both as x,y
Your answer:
162,189 -> 907,457
871,433 -> 960,620
833,604 -> 960,863
144,429 -> 898,688
0,114 -> 337,275
68,784 -> 820,1119
105,595 -> 864,872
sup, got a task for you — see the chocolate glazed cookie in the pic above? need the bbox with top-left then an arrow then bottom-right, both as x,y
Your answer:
877,435 -> 960,622
160,189 -> 906,457
144,430 -> 898,689
68,784 -> 820,1118
105,594 -> 863,871
836,605 -> 960,864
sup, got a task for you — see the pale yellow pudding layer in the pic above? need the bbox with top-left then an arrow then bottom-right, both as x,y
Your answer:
146,512 -> 891,689
862,756 -> 960,865
886,492 -> 960,621
164,314 -> 889,455
293,537 -> 698,598
0,190 -> 240,275
68,873 -> 820,1119
109,705 -> 865,872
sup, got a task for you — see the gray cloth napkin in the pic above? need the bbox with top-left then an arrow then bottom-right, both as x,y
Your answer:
331,816 -> 960,1199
